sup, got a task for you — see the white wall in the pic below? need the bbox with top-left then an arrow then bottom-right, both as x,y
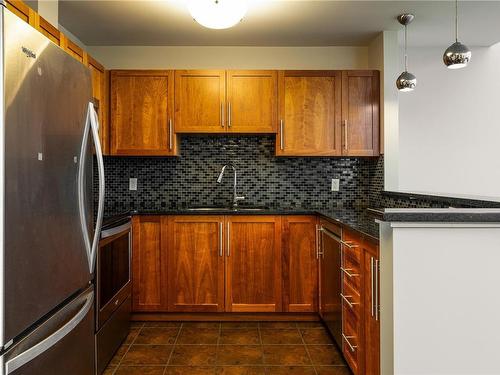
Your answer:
386,223 -> 500,374
398,44 -> 500,201
87,46 -> 369,70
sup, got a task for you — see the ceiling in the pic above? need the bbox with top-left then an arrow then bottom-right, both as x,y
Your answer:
58,0 -> 500,47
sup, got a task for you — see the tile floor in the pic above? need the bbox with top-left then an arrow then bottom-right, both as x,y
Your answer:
104,321 -> 352,375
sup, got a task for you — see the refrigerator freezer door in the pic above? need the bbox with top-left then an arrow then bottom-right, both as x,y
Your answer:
2,8 -> 94,346
1,286 -> 95,375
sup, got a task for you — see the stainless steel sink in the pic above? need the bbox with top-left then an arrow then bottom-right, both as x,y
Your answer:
185,206 -> 269,212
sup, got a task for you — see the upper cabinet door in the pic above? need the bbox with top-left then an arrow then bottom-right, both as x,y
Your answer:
277,71 -> 342,156
111,70 -> 177,156
226,70 -> 277,133
167,216 -> 225,312
342,71 -> 380,156
87,56 -> 109,155
225,216 -> 282,312
174,70 -> 226,133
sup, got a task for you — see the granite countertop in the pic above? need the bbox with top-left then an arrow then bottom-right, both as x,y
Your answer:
106,206 -> 382,240
376,208 -> 500,223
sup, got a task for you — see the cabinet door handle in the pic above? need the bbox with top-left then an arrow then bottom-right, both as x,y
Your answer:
219,222 -> 223,257
340,293 -> 359,309
168,118 -> 173,150
375,258 -> 379,321
228,102 -> 231,128
370,257 -> 375,317
343,119 -> 348,151
341,267 -> 359,278
221,102 -> 225,128
315,224 -> 320,259
226,222 -> 230,257
342,334 -> 357,352
280,119 -> 284,150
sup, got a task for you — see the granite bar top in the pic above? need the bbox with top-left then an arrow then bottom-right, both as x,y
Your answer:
373,208 -> 500,223
106,206 -> 382,240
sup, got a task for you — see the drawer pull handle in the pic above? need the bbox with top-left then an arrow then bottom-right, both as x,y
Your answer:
342,334 -> 357,352
342,241 -> 359,249
341,293 -> 359,309
341,267 -> 359,278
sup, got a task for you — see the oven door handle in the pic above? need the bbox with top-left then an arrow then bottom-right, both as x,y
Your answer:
100,222 -> 131,239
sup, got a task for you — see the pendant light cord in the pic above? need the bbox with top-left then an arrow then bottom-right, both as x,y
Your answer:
404,23 -> 408,71
455,0 -> 459,42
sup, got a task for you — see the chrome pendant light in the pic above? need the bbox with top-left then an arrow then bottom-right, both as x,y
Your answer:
443,0 -> 471,69
396,14 -> 417,92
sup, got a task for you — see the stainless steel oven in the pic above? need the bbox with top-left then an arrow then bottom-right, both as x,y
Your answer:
95,215 -> 132,374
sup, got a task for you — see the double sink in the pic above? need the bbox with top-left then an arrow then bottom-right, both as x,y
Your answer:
185,206 -> 270,213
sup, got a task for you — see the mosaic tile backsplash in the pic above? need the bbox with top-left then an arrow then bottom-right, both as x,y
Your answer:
99,136 -> 379,216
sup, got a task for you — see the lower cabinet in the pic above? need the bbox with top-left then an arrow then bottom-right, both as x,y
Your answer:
167,216 -> 225,312
226,215 -> 282,312
341,228 -> 380,375
132,215 -> 294,313
282,216 -> 318,312
363,239 -> 380,375
131,216 -> 168,312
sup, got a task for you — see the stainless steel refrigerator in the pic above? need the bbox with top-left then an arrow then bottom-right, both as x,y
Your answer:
0,4 -> 105,374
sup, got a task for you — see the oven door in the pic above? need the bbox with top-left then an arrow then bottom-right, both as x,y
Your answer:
96,222 -> 131,330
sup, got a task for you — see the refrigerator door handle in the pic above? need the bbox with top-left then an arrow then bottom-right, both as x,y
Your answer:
90,103 -> 105,274
4,292 -> 94,374
78,102 -> 105,274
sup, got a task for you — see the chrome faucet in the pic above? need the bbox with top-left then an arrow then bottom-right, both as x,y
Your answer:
217,164 -> 245,207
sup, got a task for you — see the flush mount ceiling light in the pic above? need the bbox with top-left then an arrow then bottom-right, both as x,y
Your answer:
443,0 -> 471,69
187,0 -> 247,30
396,13 -> 417,92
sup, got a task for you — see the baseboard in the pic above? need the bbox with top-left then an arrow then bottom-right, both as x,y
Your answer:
131,312 -> 320,322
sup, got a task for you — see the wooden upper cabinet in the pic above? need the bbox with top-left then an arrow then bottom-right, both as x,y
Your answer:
87,56 -> 109,154
226,70 -> 277,133
167,216 -> 225,312
282,216 -> 318,312
174,70 -> 226,133
277,71 -> 342,156
225,216 -> 282,312
132,216 -> 168,312
342,70 -> 380,156
111,70 -> 178,156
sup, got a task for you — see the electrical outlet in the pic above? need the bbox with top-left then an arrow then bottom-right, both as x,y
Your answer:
129,178 -> 138,191
331,178 -> 340,192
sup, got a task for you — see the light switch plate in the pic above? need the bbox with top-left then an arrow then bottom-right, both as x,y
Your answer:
331,178 -> 340,192
129,178 -> 138,191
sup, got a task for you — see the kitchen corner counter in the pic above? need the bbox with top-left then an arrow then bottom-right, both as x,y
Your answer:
110,206 -> 382,240
375,208 -> 500,223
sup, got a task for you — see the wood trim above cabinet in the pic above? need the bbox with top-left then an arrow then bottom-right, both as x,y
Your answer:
60,34 -> 87,64
341,70 -> 380,156
37,16 -> 61,45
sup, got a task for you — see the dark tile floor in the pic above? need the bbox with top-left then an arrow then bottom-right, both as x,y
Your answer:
104,321 -> 352,375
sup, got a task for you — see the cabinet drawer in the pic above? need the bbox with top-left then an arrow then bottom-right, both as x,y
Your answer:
342,231 -> 362,265
342,252 -> 361,291
342,277 -> 361,318
342,304 -> 361,374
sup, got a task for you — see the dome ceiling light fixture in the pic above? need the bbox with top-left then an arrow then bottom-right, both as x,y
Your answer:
443,0 -> 471,69
396,13 -> 417,92
187,0 -> 248,30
